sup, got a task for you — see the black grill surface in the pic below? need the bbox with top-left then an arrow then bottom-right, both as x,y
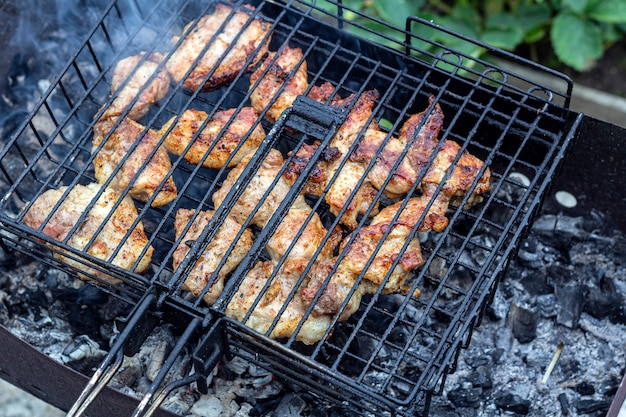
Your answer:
0,0 -> 582,415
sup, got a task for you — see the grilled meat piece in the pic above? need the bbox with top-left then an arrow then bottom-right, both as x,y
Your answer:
161,107 -> 266,169
421,139 -> 491,209
105,53 -> 170,121
352,96 -> 491,205
166,3 -> 272,91
212,148 -> 292,228
22,183 -> 153,284
215,148 -> 343,344
213,148 -> 339,263
290,94 -> 490,227
303,258 -> 376,321
226,258 -> 334,345
287,86 -> 382,229
302,193 -> 449,316
249,46 -> 308,123
93,116 -> 177,207
173,209 -> 253,305
266,198 -> 342,264
340,194 -> 449,287
350,99 -> 445,198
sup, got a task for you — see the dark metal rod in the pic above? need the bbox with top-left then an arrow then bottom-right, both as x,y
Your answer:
66,293 -> 156,417
131,317 -> 202,417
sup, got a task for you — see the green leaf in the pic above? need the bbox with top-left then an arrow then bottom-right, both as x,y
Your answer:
587,0 -> 626,23
599,22 -> 624,43
347,19 -> 404,49
372,0 -> 424,28
450,4 -> 482,30
482,13 -> 524,50
316,0 -> 364,16
515,3 -> 552,33
484,0 -> 504,17
481,28 -> 524,50
551,11 -> 603,71
523,27 -> 547,43
436,12 -> 480,42
563,0 -> 588,14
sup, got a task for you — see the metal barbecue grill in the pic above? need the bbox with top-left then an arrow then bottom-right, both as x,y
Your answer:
0,0 -> 583,415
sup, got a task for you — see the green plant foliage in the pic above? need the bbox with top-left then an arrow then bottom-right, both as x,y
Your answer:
587,0 -> 626,23
312,0 -> 626,72
551,11 -> 603,71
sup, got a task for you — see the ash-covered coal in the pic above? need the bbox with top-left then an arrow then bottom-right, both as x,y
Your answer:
428,209 -> 626,417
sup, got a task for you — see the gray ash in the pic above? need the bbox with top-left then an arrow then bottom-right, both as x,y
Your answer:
428,210 -> 626,416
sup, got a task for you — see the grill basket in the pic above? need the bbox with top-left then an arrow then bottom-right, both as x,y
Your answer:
0,0 -> 582,415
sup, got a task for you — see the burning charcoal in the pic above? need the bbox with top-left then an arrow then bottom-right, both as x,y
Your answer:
585,271 -> 623,320
464,354 -> 490,368
575,399 -> 610,414
531,214 -> 586,247
557,393 -> 571,415
161,387 -> 197,416
520,270 -> 552,296
145,339 -> 170,382
558,357 -> 580,380
235,403 -> 254,417
506,303 -> 538,343
109,355 -> 142,389
555,283 -> 586,329
487,287 -> 510,321
271,393 -> 307,417
535,294 -> 558,318
494,391 -> 531,414
446,384 -> 482,408
249,396 -> 284,417
54,284 -> 110,339
224,356 -> 251,376
61,334 -> 106,362
467,365 -> 493,389
470,235 -> 495,267
574,381 -> 596,396
517,236 -> 541,264
428,256 -> 448,280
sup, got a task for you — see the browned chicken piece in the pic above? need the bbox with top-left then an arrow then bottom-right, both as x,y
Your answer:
266,196 -> 342,264
350,98 -> 445,198
351,97 -> 490,205
166,4 -> 272,91
302,258 -> 375,321
160,107 -> 266,169
421,140 -> 491,209
93,116 -> 177,207
249,46 -> 308,123
212,148 -> 292,228
287,86 -> 382,229
302,193 -> 449,316
172,208 -> 253,305
226,258 -> 335,345
283,142 -> 341,196
105,53 -> 170,121
22,183 -> 153,284
341,193 -> 449,287
212,148 -> 339,263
